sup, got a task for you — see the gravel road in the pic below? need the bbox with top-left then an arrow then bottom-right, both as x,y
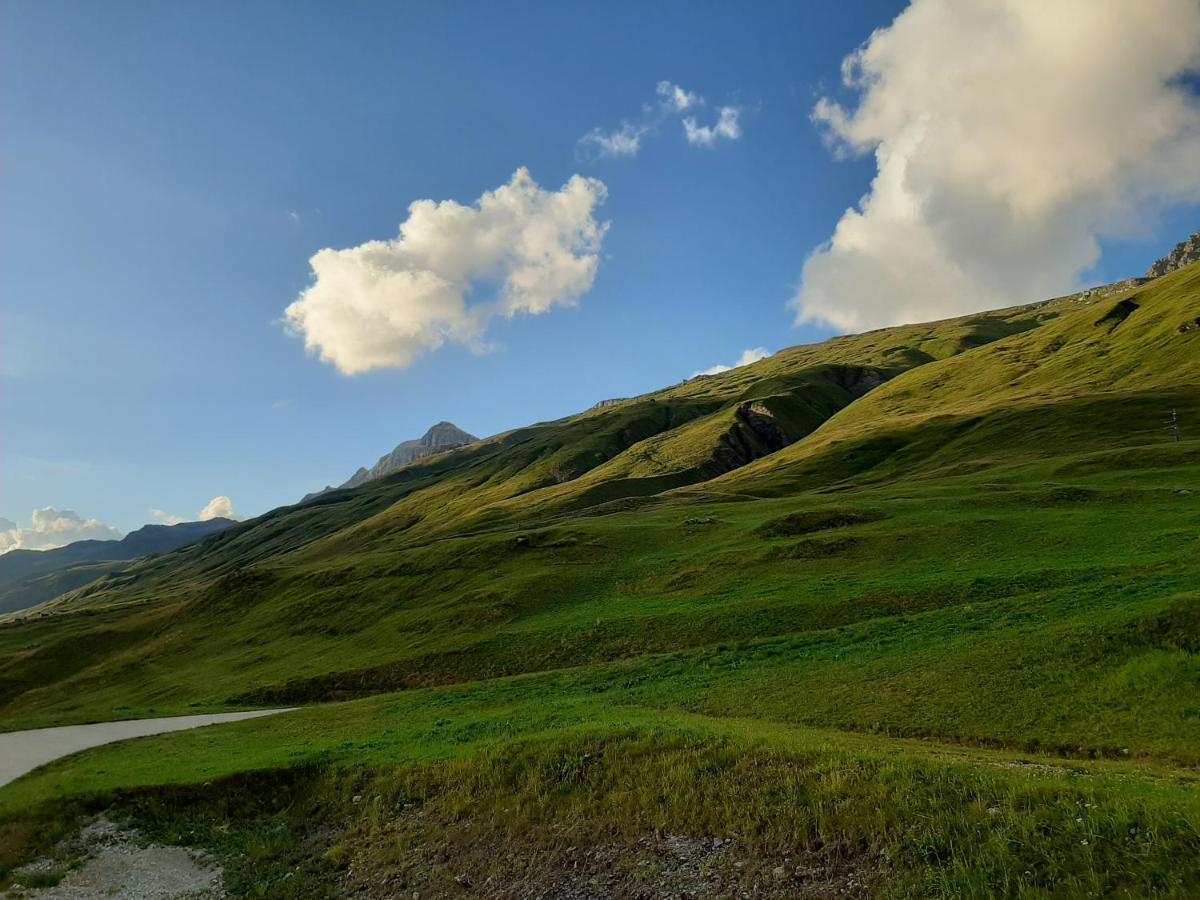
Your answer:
0,709 -> 295,788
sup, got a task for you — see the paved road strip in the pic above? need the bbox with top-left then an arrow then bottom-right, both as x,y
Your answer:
0,709 -> 296,788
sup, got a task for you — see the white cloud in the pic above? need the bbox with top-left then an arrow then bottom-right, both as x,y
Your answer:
198,495 -> 237,521
578,122 -> 648,158
284,169 -> 608,374
0,507 -> 123,554
150,495 -> 242,526
692,347 -> 772,378
683,107 -> 742,147
791,0 -> 1200,333
579,81 -> 742,158
656,80 -> 701,112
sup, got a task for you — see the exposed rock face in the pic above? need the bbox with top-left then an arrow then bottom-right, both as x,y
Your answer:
306,423 -> 478,501
825,366 -> 887,400
708,402 -> 792,474
591,397 -> 628,411
1146,229 -> 1200,278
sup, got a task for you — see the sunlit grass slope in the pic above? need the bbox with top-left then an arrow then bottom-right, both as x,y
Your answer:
708,262 -> 1200,496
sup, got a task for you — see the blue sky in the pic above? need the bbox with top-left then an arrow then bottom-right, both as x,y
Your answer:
3,0 -> 1198,540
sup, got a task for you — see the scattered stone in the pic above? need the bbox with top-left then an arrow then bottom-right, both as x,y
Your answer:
684,516 -> 718,526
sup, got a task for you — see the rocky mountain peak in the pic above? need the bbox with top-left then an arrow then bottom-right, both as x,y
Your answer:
303,422 -> 479,501
418,421 -> 476,449
1146,229 -> 1200,278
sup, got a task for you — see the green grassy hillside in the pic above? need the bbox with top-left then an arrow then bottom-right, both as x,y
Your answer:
1,265 -> 1198,897
710,263 -> 1200,496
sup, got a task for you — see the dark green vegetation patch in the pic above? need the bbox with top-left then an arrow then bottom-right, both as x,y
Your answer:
753,507 -> 887,538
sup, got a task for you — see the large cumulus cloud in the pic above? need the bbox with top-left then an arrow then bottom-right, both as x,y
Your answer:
792,0 -> 1200,332
284,169 -> 609,374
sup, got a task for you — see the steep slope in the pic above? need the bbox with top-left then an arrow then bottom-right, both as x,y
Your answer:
0,518 -> 236,615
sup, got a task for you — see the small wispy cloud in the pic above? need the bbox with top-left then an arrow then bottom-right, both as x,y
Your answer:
684,107 -> 742,147
656,80 -> 701,112
578,122 -> 648,158
691,347 -> 771,378
578,81 -> 743,159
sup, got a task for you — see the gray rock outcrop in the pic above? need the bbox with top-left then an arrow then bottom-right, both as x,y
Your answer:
304,422 -> 478,502
1146,229 -> 1200,278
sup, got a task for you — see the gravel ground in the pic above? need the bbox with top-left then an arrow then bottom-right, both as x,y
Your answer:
7,817 -> 224,900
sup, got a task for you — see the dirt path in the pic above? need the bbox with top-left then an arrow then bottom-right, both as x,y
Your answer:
0,709 -> 295,788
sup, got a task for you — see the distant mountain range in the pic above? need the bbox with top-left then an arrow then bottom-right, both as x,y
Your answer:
0,518 -> 236,615
303,421 -> 477,501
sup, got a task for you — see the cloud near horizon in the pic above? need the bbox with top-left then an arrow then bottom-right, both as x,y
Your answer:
791,0 -> 1200,333
284,169 -> 609,374
692,347 -> 772,378
0,508 -> 123,554
151,495 -> 242,526
198,495 -> 237,520
578,81 -> 743,159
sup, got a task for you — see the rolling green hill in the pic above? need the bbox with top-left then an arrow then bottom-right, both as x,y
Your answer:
1,262 -> 1198,898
